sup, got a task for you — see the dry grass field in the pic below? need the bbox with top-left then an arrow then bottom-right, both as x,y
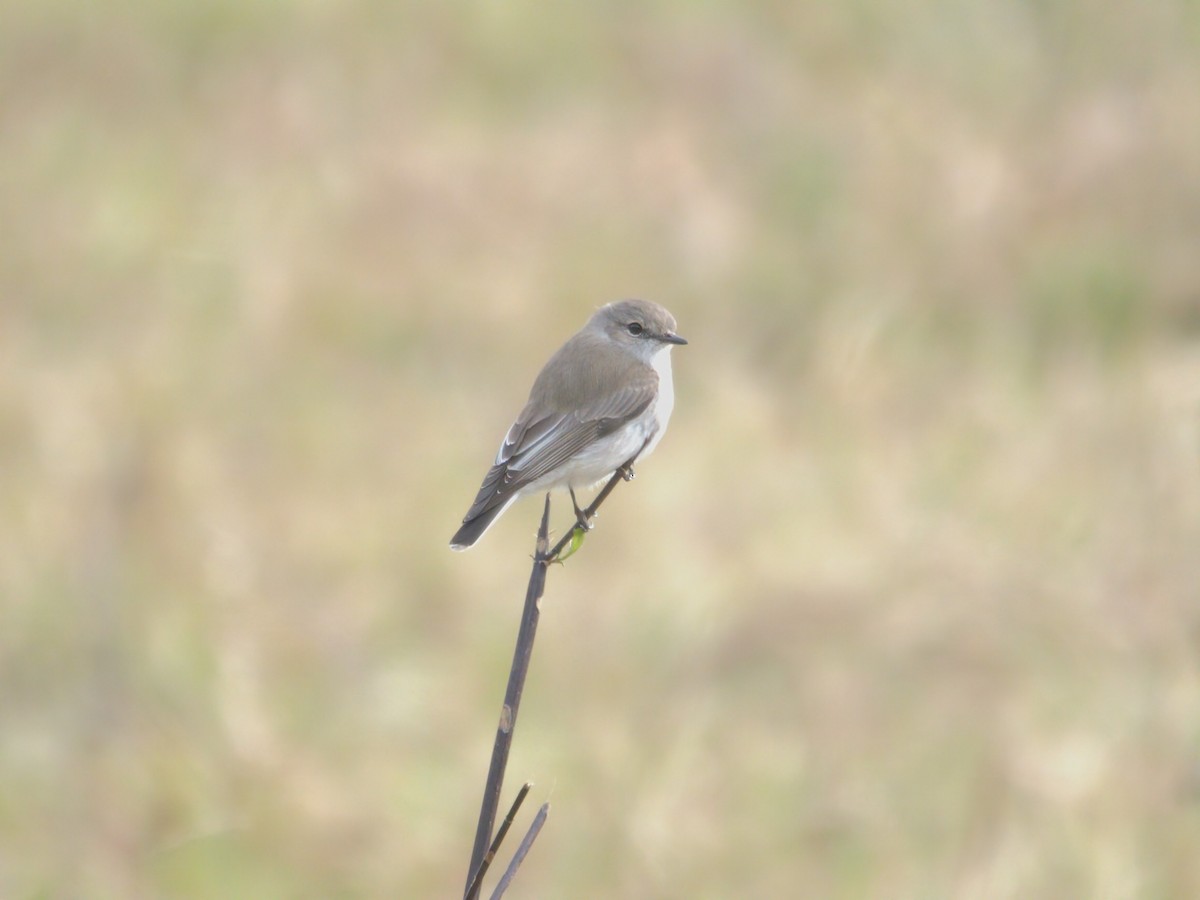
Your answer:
2,2 -> 1199,897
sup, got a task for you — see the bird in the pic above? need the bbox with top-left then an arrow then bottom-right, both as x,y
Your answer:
450,299 -> 686,550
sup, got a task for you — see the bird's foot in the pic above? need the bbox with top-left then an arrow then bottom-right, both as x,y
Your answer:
569,488 -> 594,532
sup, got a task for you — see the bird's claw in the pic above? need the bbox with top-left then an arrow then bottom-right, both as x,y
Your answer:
569,487 -> 593,532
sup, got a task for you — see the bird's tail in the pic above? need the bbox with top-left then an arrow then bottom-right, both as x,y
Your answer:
449,494 -> 517,550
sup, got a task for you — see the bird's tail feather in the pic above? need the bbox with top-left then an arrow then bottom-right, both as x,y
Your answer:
449,495 -> 517,550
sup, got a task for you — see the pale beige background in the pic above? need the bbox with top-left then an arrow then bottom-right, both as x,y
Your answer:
2,2 -> 1198,897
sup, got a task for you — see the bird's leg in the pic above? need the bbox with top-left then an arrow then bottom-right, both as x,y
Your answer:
546,452 -> 643,564
569,488 -> 593,531
543,489 -> 589,565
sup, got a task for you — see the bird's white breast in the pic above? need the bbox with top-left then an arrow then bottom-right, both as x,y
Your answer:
641,344 -> 675,457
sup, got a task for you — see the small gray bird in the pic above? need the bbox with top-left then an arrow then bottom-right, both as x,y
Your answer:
450,299 -> 686,550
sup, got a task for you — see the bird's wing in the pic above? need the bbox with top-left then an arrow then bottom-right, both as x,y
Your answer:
459,377 -> 656,525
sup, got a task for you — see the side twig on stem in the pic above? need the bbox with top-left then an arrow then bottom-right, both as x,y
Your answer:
463,783 -> 532,900
489,802 -> 551,900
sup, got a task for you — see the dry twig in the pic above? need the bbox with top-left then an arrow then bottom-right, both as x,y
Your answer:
462,449 -> 643,898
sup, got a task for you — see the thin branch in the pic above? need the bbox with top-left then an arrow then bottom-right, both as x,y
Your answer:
488,802 -> 551,900
463,497 -> 551,898
464,783 -> 532,900
463,445 -> 645,898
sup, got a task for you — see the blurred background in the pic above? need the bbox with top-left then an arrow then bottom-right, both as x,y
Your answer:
2,1 -> 1198,897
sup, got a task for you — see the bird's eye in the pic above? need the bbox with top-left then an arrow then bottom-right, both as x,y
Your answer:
627,322 -> 643,336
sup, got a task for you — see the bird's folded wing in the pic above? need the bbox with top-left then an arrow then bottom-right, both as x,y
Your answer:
461,382 -> 655,523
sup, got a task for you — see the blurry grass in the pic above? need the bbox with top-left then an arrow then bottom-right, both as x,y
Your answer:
2,0 -> 1200,897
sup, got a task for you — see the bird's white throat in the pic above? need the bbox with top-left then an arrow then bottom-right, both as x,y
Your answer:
643,345 -> 676,456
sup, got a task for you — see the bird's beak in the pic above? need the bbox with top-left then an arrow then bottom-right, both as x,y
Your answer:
661,331 -> 688,345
